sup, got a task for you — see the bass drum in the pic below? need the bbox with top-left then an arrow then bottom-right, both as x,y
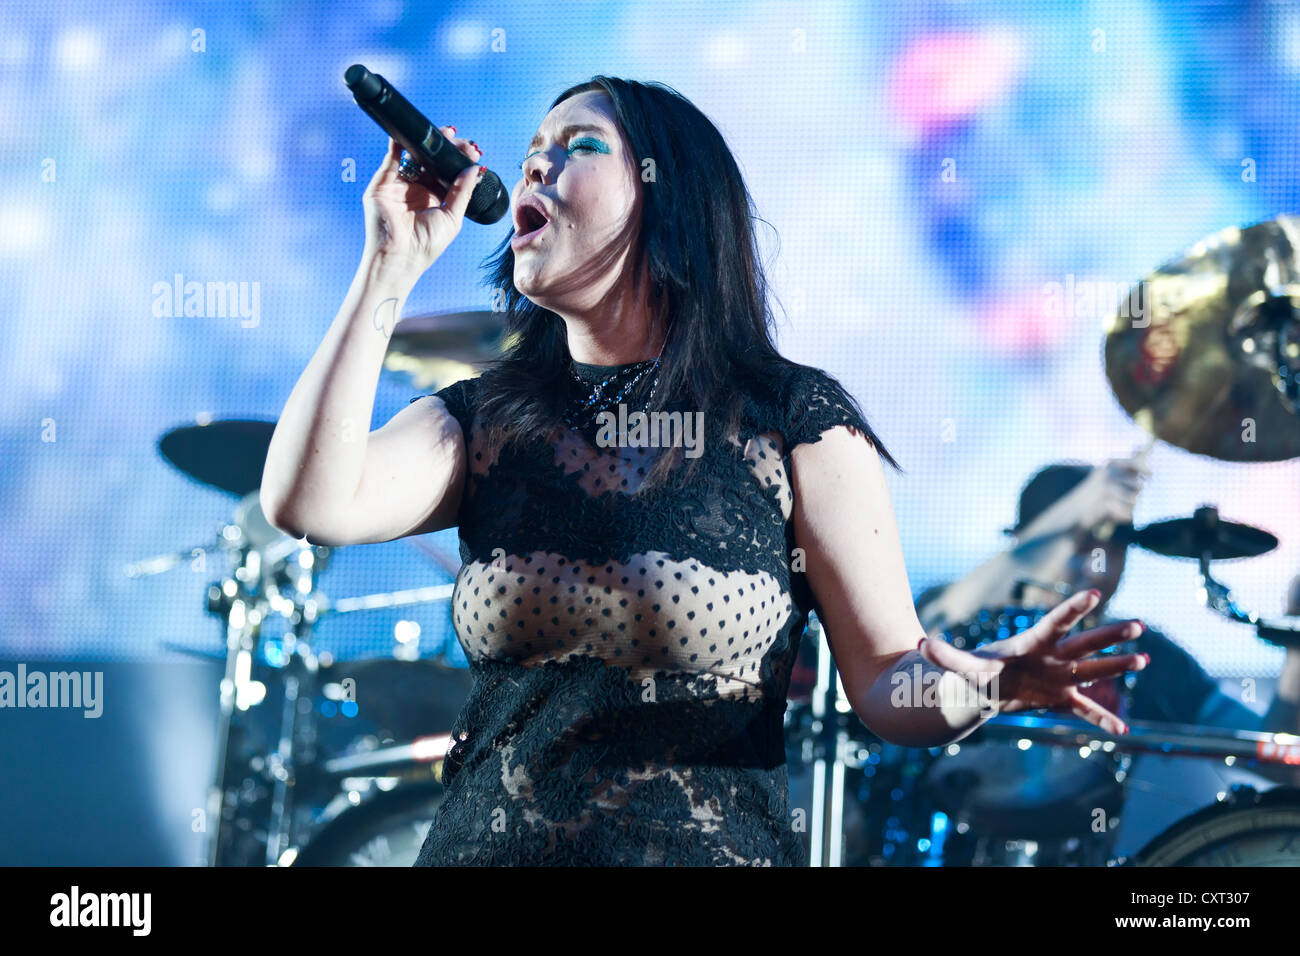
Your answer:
1132,786 -> 1300,866
293,782 -> 446,867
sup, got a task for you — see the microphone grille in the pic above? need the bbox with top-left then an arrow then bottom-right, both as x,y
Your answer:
344,65 -> 383,101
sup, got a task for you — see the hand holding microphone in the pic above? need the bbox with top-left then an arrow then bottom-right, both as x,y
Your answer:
346,64 -> 510,280
361,132 -> 483,280
346,65 -> 508,224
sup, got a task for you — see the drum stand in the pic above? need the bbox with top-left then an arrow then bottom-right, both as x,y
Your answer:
201,523 -> 457,865
806,615 -> 858,866
202,525 -> 331,866
262,583 -> 326,867
203,537 -> 272,866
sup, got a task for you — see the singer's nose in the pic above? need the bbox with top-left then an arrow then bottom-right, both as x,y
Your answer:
523,158 -> 548,185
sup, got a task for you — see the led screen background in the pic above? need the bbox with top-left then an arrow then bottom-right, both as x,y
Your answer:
3,0 -> 1298,684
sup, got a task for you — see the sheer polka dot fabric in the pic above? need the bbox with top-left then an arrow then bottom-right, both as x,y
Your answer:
410,362 -> 882,865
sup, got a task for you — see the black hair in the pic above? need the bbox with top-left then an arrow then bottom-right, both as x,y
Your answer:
468,75 -> 897,490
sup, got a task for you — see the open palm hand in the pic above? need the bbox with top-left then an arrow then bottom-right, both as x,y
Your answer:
917,589 -> 1147,735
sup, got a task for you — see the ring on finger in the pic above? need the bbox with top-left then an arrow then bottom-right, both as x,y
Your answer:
397,156 -> 421,182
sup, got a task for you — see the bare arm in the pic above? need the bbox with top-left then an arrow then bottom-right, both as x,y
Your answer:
917,531 -> 1080,636
259,259 -> 466,545
260,131 -> 484,546
791,427 -> 990,747
918,458 -> 1147,635
791,430 -> 1140,746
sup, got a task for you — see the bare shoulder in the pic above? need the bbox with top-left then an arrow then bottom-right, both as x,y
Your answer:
789,422 -> 887,494
789,415 -> 919,683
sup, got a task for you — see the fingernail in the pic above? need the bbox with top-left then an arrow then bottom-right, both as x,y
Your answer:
477,165 -> 486,178
917,637 -> 926,651
448,125 -> 457,134
1088,589 -> 1101,599
1141,653 -> 1150,666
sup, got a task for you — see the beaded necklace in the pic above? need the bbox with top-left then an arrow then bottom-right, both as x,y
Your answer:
563,358 -> 662,433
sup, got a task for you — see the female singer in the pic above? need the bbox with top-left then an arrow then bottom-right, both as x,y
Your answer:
261,76 -> 1147,866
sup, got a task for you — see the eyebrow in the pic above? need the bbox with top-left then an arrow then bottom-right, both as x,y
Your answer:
526,123 -> 611,152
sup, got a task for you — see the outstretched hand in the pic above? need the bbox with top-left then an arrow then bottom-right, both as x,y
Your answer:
917,588 -> 1147,735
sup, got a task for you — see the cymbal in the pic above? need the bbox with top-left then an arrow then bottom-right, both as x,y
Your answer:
158,419 -> 276,497
1131,505 -> 1278,560
384,310 -> 510,390
1104,216 -> 1300,461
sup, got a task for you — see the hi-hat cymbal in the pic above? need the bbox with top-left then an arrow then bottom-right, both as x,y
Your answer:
1104,216 -> 1300,461
159,419 -> 276,497
1131,505 -> 1278,560
384,310 -> 509,390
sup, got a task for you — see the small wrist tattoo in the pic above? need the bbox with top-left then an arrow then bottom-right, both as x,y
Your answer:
372,296 -> 399,337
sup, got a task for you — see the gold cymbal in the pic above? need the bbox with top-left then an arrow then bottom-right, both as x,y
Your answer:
383,310 -> 513,389
1104,216 -> 1300,461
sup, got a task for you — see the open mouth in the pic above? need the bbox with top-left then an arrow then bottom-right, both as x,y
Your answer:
512,204 -> 552,249
519,204 -> 549,233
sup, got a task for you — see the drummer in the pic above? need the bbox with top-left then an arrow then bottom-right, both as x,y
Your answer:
914,458 -> 1300,771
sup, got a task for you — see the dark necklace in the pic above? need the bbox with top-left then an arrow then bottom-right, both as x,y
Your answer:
563,358 -> 662,433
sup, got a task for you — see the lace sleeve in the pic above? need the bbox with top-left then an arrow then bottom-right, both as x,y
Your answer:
410,377 -> 476,440
782,365 -> 885,454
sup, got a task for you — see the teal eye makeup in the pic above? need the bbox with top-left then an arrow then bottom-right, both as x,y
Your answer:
518,137 -> 611,168
567,136 -> 609,155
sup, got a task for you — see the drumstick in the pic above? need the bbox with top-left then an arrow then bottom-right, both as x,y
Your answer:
1096,436 -> 1156,542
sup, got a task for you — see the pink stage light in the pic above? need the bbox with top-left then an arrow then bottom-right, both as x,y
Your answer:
890,30 -> 1027,138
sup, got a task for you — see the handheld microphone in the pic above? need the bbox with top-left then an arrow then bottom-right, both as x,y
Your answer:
344,64 -> 510,225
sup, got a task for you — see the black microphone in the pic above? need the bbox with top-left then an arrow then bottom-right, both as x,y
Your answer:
344,64 -> 509,225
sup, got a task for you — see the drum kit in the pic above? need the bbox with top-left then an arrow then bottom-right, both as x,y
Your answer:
125,311 -> 505,866
788,607 -> 1300,867
129,217 -> 1300,866
789,215 -> 1300,866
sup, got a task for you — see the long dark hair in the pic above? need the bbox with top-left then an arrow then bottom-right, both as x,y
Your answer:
470,75 -> 898,489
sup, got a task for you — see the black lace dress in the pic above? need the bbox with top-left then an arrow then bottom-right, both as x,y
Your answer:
409,361 -> 880,866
